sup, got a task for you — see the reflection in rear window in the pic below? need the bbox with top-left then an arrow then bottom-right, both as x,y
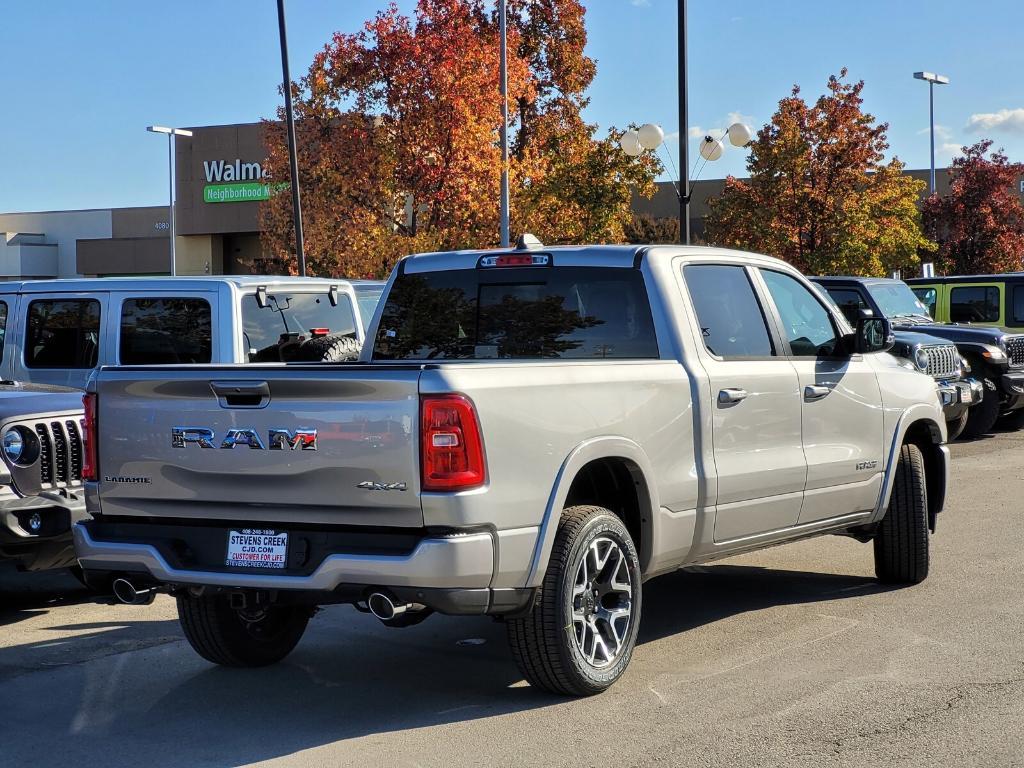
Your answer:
242,293 -> 357,362
372,266 -> 659,360
950,286 -> 1000,323
26,299 -> 101,369
120,298 -> 212,364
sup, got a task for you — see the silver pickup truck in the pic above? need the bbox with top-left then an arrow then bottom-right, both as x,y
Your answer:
76,244 -> 949,695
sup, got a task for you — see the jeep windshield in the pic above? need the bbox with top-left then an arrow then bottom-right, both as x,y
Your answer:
372,266 -> 659,360
866,282 -> 932,321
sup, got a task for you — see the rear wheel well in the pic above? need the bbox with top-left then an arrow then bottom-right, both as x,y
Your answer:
564,458 -> 650,565
901,419 -> 946,531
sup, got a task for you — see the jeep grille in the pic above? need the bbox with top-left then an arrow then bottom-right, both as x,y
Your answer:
924,345 -> 960,381
35,420 -> 84,487
1005,336 -> 1024,368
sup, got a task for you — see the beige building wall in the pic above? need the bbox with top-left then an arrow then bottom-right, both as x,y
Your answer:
173,234 -> 224,276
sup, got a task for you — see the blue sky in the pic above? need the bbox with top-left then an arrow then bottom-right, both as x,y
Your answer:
2,0 -> 1022,212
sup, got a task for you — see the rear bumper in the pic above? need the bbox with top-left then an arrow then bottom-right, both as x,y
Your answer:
75,521 -> 495,592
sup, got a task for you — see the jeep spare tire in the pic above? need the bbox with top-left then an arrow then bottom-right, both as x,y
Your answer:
296,333 -> 362,363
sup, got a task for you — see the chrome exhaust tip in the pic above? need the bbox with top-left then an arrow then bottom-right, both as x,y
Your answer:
112,578 -> 157,606
367,591 -> 407,622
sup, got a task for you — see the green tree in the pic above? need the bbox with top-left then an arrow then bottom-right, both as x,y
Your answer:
705,70 -> 934,276
922,140 -> 1024,274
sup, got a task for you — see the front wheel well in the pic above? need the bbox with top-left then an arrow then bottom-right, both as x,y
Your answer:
563,457 -> 652,567
901,419 -> 946,531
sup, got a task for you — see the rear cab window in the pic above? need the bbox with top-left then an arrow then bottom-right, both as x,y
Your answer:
950,285 -> 1001,323
373,266 -> 658,360
25,299 -> 101,369
243,291 -> 357,362
120,297 -> 213,364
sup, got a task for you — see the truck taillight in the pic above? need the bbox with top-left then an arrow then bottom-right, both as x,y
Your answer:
421,395 -> 486,492
82,393 -> 98,481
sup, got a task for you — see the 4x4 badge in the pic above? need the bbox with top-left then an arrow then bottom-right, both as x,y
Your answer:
356,481 -> 408,492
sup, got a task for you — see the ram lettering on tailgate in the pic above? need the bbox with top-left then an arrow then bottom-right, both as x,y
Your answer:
171,427 -> 318,450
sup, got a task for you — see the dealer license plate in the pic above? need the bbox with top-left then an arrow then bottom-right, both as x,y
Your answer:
226,529 -> 288,569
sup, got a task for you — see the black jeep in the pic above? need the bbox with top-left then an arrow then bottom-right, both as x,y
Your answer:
812,277 -> 1015,439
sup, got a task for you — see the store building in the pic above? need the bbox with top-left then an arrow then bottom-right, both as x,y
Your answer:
2,120 -> 1023,280
0,122 -> 271,280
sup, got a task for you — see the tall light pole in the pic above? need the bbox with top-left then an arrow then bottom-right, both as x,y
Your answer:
678,0 -> 689,244
146,125 -> 193,276
913,71 -> 950,195
277,0 -> 306,276
498,0 -> 510,248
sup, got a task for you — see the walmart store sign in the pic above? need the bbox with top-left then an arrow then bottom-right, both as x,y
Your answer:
203,159 -> 271,204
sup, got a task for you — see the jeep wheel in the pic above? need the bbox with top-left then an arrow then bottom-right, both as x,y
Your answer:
945,409 -> 969,441
874,443 -> 929,584
961,377 -> 1000,438
177,594 -> 310,667
507,505 -> 641,696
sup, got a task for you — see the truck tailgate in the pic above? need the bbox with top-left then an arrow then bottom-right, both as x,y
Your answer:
94,365 -> 423,527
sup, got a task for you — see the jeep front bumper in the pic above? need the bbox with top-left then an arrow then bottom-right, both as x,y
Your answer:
937,377 -> 984,420
0,489 -> 88,570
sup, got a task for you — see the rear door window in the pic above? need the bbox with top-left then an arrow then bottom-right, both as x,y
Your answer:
823,287 -> 869,325
120,298 -> 212,364
0,300 -> 7,364
913,287 -> 938,318
950,286 -> 1000,323
1011,286 -> 1024,325
243,292 -> 357,362
26,299 -> 101,369
683,264 -> 774,358
373,266 -> 659,360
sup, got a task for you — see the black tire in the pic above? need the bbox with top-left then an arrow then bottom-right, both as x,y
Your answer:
874,443 -> 929,584
177,594 -> 310,667
295,333 -> 362,363
997,407 -> 1024,430
961,377 -> 1000,438
945,409 -> 969,441
507,505 -> 642,696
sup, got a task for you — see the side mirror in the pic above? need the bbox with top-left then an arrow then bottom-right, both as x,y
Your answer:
852,309 -> 894,354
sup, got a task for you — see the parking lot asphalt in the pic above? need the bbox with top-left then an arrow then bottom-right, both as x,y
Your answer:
2,429 -> 1023,768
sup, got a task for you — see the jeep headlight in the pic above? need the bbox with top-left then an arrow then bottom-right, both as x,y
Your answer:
914,348 -> 930,372
982,344 -> 1006,362
2,428 -> 24,464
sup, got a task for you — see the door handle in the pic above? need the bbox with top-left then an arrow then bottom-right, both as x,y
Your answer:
210,380 -> 271,409
718,388 -> 748,405
804,385 -> 832,401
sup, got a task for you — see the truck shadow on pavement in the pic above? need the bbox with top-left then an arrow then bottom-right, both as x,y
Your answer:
2,564 -> 892,767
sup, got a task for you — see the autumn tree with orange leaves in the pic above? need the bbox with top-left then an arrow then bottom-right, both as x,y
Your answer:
922,140 -> 1024,275
705,70 -> 934,277
259,0 -> 660,278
